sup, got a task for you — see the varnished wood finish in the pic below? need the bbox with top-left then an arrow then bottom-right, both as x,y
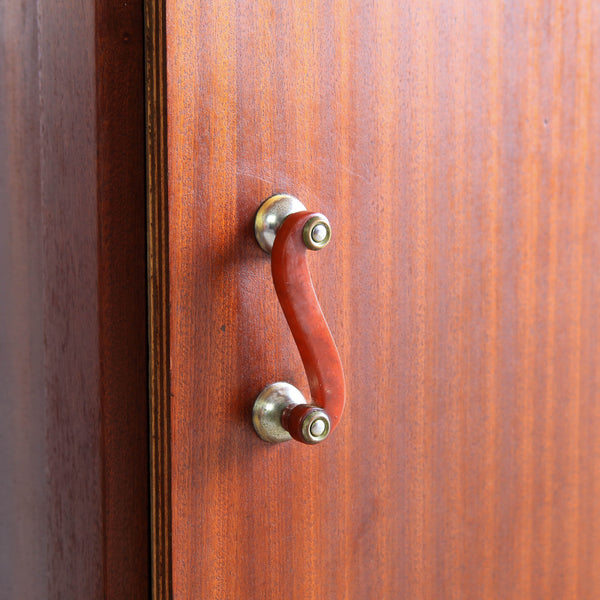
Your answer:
157,0 -> 600,598
1,0 -> 148,597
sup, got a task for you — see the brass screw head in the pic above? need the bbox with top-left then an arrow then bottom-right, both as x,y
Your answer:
301,409 -> 331,444
303,214 -> 331,250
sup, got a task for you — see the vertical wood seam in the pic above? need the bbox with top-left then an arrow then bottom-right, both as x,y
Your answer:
145,0 -> 171,596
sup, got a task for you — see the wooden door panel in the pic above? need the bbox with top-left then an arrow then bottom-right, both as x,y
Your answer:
151,1 -> 600,598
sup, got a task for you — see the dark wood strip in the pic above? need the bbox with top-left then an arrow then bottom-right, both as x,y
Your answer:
95,0 -> 149,595
145,0 -> 172,597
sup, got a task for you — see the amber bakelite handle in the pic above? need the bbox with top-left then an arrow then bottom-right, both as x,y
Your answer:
272,211 -> 345,442
252,194 -> 345,445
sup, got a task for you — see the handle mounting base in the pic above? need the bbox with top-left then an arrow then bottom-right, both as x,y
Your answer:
254,194 -> 306,253
252,382 -> 304,443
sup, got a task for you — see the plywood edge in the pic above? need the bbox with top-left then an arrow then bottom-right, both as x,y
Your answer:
145,0 -> 172,596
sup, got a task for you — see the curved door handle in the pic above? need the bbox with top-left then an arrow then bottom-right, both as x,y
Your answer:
252,194 -> 345,445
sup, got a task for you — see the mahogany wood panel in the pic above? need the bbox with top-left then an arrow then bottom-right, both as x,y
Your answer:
146,0 -> 172,594
156,0 -> 600,598
1,0 -> 148,597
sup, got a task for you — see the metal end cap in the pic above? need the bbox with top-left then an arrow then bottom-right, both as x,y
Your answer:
300,408 -> 331,444
302,214 -> 331,251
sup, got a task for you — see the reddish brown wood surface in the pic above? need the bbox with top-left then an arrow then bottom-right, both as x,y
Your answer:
1,1 -> 149,597
159,0 -> 600,598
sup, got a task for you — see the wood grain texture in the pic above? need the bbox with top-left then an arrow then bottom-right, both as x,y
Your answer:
157,0 -> 600,598
1,0 -> 148,597
146,0 -> 172,595
0,1 -> 45,596
39,0 -> 104,594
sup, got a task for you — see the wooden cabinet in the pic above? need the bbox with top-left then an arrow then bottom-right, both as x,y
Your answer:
2,1 -> 600,598
149,1 -> 600,598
